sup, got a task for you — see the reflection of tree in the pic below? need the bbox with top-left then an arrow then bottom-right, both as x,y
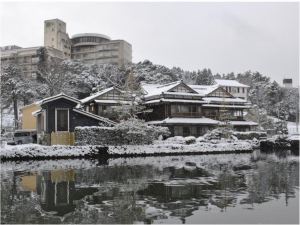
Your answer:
241,154 -> 299,207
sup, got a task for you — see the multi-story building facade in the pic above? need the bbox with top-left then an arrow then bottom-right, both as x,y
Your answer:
71,33 -> 132,67
139,80 -> 256,136
0,45 -> 64,79
1,18 -> 132,79
77,79 -> 257,137
214,79 -> 250,101
44,19 -> 72,59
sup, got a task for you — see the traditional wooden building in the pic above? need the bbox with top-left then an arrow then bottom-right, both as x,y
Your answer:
33,93 -> 115,145
140,80 -> 257,137
80,87 -> 132,121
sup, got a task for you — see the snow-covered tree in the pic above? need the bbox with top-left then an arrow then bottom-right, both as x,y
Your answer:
1,64 -> 34,128
195,68 -> 215,85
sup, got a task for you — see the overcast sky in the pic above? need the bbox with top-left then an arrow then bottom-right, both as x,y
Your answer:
0,2 -> 299,85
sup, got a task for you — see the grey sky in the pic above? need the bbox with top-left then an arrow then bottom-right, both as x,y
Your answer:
0,2 -> 299,85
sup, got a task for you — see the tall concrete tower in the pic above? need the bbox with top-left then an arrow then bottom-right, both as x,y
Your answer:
44,19 -> 71,59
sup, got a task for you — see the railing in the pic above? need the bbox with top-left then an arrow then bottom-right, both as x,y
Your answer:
203,115 -> 244,121
171,112 -> 202,118
51,132 -> 75,145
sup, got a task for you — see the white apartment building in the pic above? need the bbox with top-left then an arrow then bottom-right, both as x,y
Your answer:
214,79 -> 250,101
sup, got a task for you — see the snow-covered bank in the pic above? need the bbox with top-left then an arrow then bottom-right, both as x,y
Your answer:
0,139 -> 257,161
0,144 -> 107,161
108,140 -> 256,156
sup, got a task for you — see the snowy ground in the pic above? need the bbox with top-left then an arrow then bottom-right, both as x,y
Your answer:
287,122 -> 300,135
0,144 -> 105,160
0,138 -> 258,160
108,139 -> 257,156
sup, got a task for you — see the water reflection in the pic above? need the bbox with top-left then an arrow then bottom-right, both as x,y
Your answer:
1,151 -> 299,224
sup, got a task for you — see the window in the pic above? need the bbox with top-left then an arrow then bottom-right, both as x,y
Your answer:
191,105 -> 197,113
183,127 -> 190,136
242,88 -> 245,93
55,109 -> 69,132
171,105 -> 200,115
234,110 -> 243,117
174,126 -> 183,136
237,88 -> 240,93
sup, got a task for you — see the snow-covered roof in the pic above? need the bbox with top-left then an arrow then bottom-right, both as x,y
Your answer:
226,121 -> 258,126
32,109 -> 43,116
72,109 -> 116,125
41,93 -> 80,105
142,81 -> 198,99
189,85 -> 220,96
163,92 -> 202,97
203,97 -> 247,103
80,87 -> 115,104
202,104 -> 250,109
215,79 -> 249,88
148,117 -> 220,125
144,98 -> 206,105
94,99 -> 131,105
142,81 -> 182,98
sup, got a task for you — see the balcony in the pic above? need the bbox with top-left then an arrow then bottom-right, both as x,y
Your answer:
171,112 -> 202,118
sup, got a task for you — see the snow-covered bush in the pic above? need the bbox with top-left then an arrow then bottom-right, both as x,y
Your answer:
75,118 -> 170,146
114,118 -> 170,145
163,136 -> 186,144
184,136 -> 196,145
233,131 -> 267,140
203,127 -> 234,140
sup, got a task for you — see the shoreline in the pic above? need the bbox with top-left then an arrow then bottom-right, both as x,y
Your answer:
0,140 -> 257,161
0,148 -> 254,162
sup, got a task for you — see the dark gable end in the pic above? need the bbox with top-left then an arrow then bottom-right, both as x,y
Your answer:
41,98 -> 79,133
168,82 -> 198,94
94,88 -> 124,101
207,87 -> 233,98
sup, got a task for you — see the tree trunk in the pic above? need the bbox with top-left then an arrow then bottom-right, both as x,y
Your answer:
13,97 -> 19,129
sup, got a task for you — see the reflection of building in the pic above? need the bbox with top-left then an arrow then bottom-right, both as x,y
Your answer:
18,169 -> 98,216
39,170 -> 76,215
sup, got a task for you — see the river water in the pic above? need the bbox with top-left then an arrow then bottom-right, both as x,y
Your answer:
1,150 -> 299,224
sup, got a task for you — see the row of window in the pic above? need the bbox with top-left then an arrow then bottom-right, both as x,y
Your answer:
174,126 -> 209,137
225,86 -> 246,94
72,36 -> 109,45
72,51 -> 119,59
171,105 -> 201,114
